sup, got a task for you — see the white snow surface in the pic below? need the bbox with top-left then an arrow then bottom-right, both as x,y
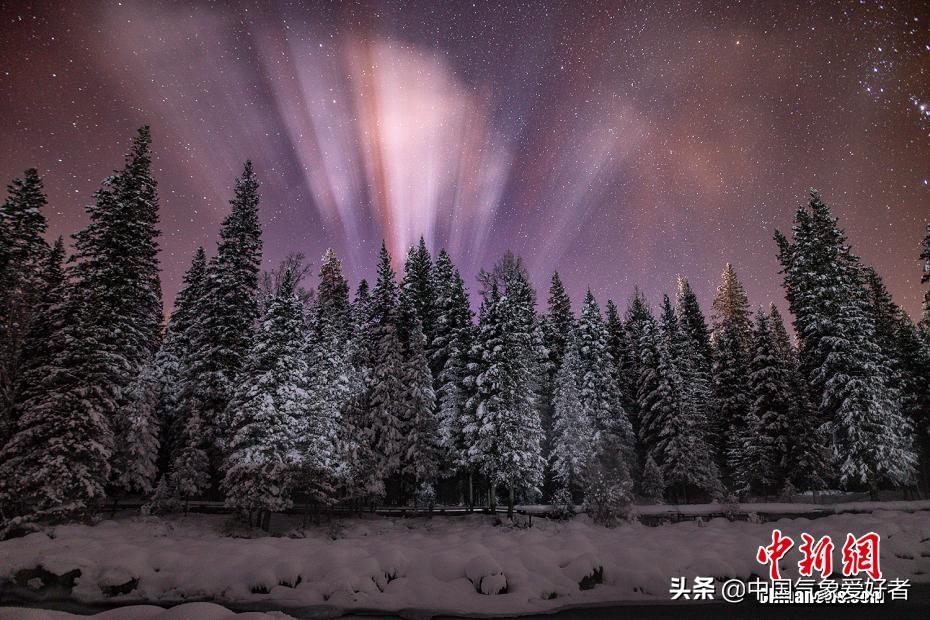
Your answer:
0,603 -> 294,619
0,510 -> 928,617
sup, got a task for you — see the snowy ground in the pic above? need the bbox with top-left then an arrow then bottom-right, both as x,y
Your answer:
1,508 -> 928,618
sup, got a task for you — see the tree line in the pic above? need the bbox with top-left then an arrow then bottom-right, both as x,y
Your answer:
0,127 -> 928,534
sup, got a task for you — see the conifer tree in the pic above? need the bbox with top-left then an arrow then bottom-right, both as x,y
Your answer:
467,260 -> 544,517
768,304 -> 829,492
604,299 -> 628,411
301,324 -> 347,507
302,248 -> 354,505
623,289 -> 653,440
11,238 -> 65,412
864,268 -> 929,490
711,264 -> 752,349
400,312 -> 439,488
775,191 -> 916,492
638,298 -> 719,502
542,272 -> 574,368
222,270 -> 307,524
313,248 -> 353,344
674,277 -> 715,474
368,242 -> 406,490
676,276 -> 712,363
159,247 -> 208,470
540,272 -> 575,495
640,453 -> 666,503
577,289 -> 634,479
429,250 -> 457,374
64,128 -> 164,490
405,237 -> 436,354
187,161 -> 262,478
433,262 -> 476,486
0,169 -> 50,445
0,240 -> 112,529
742,309 -> 793,494
171,411 -> 211,502
341,278 -> 383,501
710,264 -> 753,487
353,279 -> 371,342
550,334 -> 595,496
920,224 -> 930,342
112,359 -> 161,495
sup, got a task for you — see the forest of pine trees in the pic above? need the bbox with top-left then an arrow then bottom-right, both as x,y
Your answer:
1,130 -> 928,534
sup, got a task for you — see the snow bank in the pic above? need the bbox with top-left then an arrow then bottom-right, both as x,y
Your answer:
0,603 -> 294,619
0,510 -> 927,617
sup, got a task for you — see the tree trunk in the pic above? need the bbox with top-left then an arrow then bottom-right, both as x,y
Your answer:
507,482 -> 515,520
262,510 -> 271,532
468,471 -> 474,512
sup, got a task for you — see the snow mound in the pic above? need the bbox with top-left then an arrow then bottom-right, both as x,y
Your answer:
0,602 -> 294,619
0,510 -> 927,616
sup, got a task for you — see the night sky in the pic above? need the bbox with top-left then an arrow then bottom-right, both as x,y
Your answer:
1,1 -> 928,318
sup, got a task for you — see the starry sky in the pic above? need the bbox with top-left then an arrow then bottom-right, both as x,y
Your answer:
1,0 -> 928,318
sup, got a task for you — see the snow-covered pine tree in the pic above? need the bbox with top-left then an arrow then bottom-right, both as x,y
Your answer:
468,261 -> 545,518
400,310 -> 439,490
222,269 -> 307,526
638,297 -> 718,502
893,314 -> 930,491
0,168 -> 50,447
577,289 -> 635,482
53,128 -> 163,492
604,300 -> 628,411
10,238 -> 65,414
406,236 -> 437,359
768,304 -> 829,493
313,248 -> 353,344
302,249 -> 355,506
742,309 -> 793,495
865,268 -> 930,490
338,278 -> 384,502
367,242 -> 406,497
496,267 -> 546,517
396,249 -> 440,495
622,289 -> 654,442
640,453 -> 665,503
775,191 -> 916,493
919,223 -> 930,343
433,262 -> 476,497
713,320 -> 752,490
462,283 -> 502,494
352,279 -> 371,344
709,264 -> 753,488
158,247 -> 208,474
674,277 -> 715,481
429,250 -> 456,375
539,272 -> 575,497
111,358 -> 161,495
0,239 -> 113,530
711,263 -> 752,349
300,326 -> 347,507
542,272 -> 574,370
676,276 -> 712,364
171,410 -> 211,503
550,334 -> 595,497
186,161 -> 262,481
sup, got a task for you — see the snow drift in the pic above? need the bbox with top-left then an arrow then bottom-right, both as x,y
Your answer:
0,510 -> 927,617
